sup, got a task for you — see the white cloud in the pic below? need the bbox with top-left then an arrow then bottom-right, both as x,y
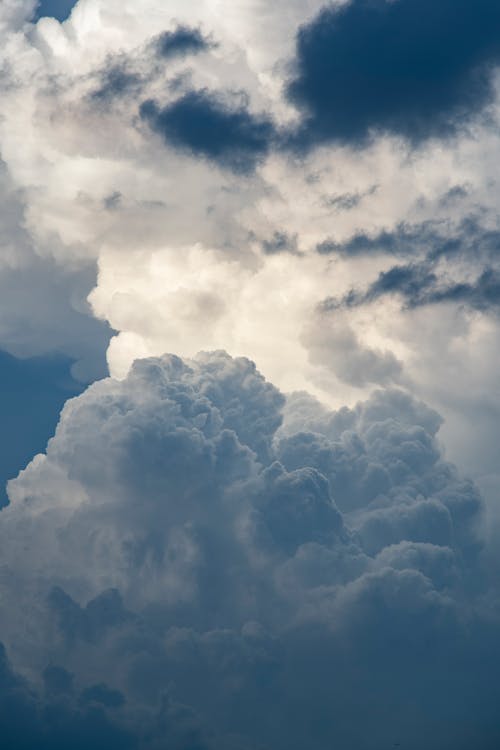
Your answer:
1,0 -> 500,572
2,2 -> 500,745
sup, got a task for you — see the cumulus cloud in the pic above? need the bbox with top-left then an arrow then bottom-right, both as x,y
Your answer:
288,0 -> 500,146
155,26 -> 212,60
4,5 -> 500,743
302,314 -> 404,386
140,90 -> 276,174
320,218 -> 500,316
0,160 -> 112,381
2,0 -> 500,521
2,0 -> 500,481
0,351 -> 496,749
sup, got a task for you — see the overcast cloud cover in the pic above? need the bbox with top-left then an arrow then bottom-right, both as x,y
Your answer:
3,0 -> 500,747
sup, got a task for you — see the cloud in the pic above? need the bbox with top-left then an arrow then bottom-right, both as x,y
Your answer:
322,183 -> 378,212
318,217 -> 500,316
4,0 -> 500,417
0,161 -> 113,381
302,315 -> 403,386
3,10 -> 500,747
0,254 -> 113,381
316,222 -> 438,257
0,351 -> 496,748
418,267 -> 500,311
287,0 -> 500,147
260,231 -> 299,255
328,260 -> 500,315
155,26 -> 212,59
89,25 -> 212,104
316,218 -> 500,261
0,642 -> 136,750
90,62 -> 144,103
140,90 -> 275,174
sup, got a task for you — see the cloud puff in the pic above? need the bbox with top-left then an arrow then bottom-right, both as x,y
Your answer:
302,314 -> 403,386
0,351 -> 496,749
288,0 -> 500,146
155,26 -> 212,59
140,90 -> 276,174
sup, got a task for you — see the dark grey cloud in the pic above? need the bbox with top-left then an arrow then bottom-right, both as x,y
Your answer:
48,587 -> 131,645
155,26 -> 212,59
322,184 -> 378,212
80,684 -> 125,708
91,64 -> 143,103
88,26 -> 211,104
103,191 -> 122,211
323,261 -> 438,310
140,90 -> 275,174
360,263 -> 438,303
0,643 -> 135,750
1,351 -> 497,748
439,184 -> 471,207
419,267 -> 500,310
318,217 -> 500,315
287,0 -> 500,147
316,220 -> 468,259
261,231 -> 299,255
326,261 -> 500,314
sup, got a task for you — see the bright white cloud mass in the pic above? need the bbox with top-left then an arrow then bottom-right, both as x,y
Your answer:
2,0 -> 500,747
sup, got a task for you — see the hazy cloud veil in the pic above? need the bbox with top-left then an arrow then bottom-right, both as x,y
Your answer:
2,1 -> 500,748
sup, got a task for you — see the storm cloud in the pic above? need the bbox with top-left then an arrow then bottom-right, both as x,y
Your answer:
333,263 -> 500,313
288,0 -> 500,146
0,351 -> 497,749
140,90 -> 275,174
155,26 -> 212,59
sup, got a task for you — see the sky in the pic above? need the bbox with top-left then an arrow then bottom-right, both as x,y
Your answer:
2,1 -> 500,747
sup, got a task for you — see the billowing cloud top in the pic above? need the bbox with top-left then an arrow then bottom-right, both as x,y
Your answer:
0,351 -> 495,750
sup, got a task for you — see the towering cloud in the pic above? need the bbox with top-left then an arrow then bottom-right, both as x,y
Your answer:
0,351 -> 496,749
2,2 -> 500,745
